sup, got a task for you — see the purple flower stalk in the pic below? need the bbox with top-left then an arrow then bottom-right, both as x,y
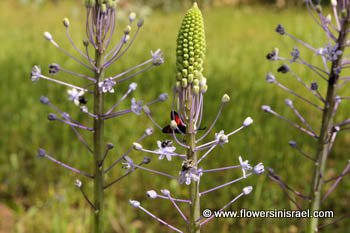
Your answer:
264,1 -> 350,232
31,1 -> 166,233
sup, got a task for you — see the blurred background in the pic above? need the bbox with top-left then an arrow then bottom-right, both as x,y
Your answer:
0,0 -> 349,232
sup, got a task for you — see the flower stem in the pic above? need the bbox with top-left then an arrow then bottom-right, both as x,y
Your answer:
307,12 -> 350,233
186,92 -> 200,233
93,38 -> 105,233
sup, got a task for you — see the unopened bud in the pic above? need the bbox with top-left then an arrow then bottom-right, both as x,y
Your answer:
80,106 -> 88,113
44,32 -> 53,41
160,189 -> 170,196
142,157 -> 151,164
222,94 -> 230,103
285,99 -> 293,107
75,179 -> 82,188
243,117 -> 253,127
137,18 -> 144,27
37,148 -> 46,158
288,141 -> 297,148
242,186 -> 253,195
129,200 -> 140,208
192,85 -> 200,95
201,84 -> 208,93
158,93 -> 168,101
106,143 -> 114,150
85,0 -> 96,8
63,18 -> 70,28
266,72 -> 276,83
129,82 -> 137,91
253,163 -> 265,174
129,12 -> 137,22
261,105 -> 271,112
40,96 -> 50,105
48,113 -> 57,121
181,78 -> 188,88
101,3 -> 107,13
83,39 -> 89,47
146,190 -> 158,199
133,143 -> 143,151
145,127 -> 154,136
124,25 -> 131,35
170,120 -> 178,130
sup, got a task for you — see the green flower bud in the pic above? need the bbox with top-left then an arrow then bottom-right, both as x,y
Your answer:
85,0 -> 96,8
342,9 -> 347,18
101,3 -> 107,13
176,3 -> 206,83
182,78 -> 188,88
83,39 -> 89,47
193,79 -> 199,86
176,81 -> 181,91
192,85 -> 200,95
188,74 -> 194,83
315,4 -> 322,13
107,0 -> 117,9
201,84 -> 208,93
182,69 -> 188,78
177,72 -> 182,81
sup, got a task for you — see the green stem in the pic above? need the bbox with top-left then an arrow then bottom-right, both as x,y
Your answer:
307,12 -> 350,233
93,46 -> 105,233
186,91 -> 200,233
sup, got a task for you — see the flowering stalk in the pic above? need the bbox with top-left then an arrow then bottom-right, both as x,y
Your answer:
264,1 -> 350,232
31,1 -> 166,232
308,3 -> 350,231
93,27 -> 105,233
129,3 -> 263,232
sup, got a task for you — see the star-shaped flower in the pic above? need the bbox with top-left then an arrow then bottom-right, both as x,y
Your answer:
156,140 -> 176,161
67,88 -> 85,106
98,77 -> 116,93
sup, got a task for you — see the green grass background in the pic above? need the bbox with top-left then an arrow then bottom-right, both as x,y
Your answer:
0,1 -> 349,232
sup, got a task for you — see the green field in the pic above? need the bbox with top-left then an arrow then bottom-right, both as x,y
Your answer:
0,1 -> 349,232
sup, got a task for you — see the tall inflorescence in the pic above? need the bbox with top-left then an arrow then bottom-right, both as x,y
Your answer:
129,3 -> 264,233
31,0 -> 166,232
263,1 -> 350,232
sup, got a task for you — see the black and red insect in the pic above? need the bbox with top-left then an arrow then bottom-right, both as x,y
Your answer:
162,111 -> 186,134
